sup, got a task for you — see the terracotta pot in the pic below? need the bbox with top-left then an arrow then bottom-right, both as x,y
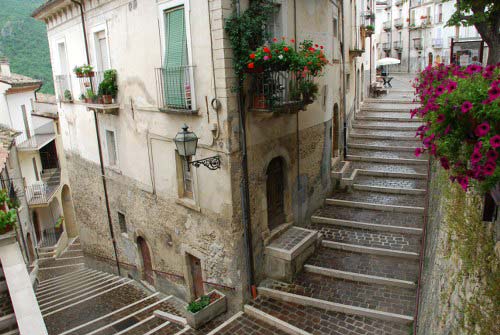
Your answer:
0,224 -> 13,235
76,73 -> 84,78
84,71 -> 95,78
253,94 -> 268,109
102,95 -> 113,104
245,66 -> 264,74
84,97 -> 92,104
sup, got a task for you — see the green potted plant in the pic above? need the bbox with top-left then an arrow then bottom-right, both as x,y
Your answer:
97,69 -> 118,104
79,93 -> 86,101
365,24 -> 375,35
0,190 -> 17,235
73,65 -> 84,78
85,89 -> 96,104
299,80 -> 319,105
186,290 -> 227,329
64,89 -> 73,102
81,64 -> 94,77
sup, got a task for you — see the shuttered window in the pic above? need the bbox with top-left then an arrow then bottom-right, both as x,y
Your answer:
163,7 -> 190,108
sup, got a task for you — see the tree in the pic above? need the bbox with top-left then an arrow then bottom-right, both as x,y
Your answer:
447,0 -> 500,64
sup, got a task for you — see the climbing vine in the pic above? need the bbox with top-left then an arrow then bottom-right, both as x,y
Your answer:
224,0 -> 276,81
438,168 -> 500,335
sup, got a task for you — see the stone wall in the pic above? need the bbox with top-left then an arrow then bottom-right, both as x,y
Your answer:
417,163 -> 499,335
66,153 -> 245,311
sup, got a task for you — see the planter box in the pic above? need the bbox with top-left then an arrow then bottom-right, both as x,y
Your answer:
186,290 -> 227,329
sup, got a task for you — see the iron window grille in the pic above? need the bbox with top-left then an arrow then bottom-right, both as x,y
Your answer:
155,66 -> 195,112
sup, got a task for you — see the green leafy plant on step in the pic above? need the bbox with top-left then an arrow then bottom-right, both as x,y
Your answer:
187,295 -> 210,314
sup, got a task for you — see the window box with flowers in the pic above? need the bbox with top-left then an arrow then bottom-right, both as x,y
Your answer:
186,290 -> 227,329
0,189 -> 17,236
246,39 -> 329,113
412,63 -> 500,193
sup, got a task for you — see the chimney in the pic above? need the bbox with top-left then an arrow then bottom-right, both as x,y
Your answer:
0,58 -> 11,77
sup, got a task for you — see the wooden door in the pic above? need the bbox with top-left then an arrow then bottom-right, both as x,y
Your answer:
188,254 -> 204,299
26,234 -> 35,263
138,237 -> 154,285
266,157 -> 285,231
33,211 -> 41,242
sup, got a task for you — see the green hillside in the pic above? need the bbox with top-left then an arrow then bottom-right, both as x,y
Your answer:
0,0 -> 53,94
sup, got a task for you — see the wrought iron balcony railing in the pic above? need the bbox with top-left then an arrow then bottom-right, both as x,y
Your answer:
393,41 -> 403,50
77,70 -> 105,96
414,38 -> 423,50
383,21 -> 392,31
394,18 -> 403,28
250,71 -> 305,113
24,168 -> 61,206
382,42 -> 391,51
155,66 -> 195,112
432,38 -> 443,48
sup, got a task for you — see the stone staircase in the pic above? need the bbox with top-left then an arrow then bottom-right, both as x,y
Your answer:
0,266 -> 18,335
208,96 -> 428,334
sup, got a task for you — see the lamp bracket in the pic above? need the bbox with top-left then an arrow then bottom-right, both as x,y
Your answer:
189,155 -> 221,170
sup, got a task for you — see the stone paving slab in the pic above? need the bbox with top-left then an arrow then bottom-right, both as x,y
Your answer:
306,247 -> 419,282
328,189 -> 425,207
315,204 -> 423,228
264,273 -> 416,316
309,223 -> 421,253
346,161 -> 428,175
212,313 -> 289,335
350,128 -> 417,137
353,121 -> 420,129
349,148 -> 423,160
349,138 -> 419,148
250,296 -> 410,335
357,112 -> 413,119
268,227 -> 314,251
354,175 -> 427,190
37,263 -> 85,281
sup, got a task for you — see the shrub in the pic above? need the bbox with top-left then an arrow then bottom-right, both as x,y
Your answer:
412,63 -> 500,192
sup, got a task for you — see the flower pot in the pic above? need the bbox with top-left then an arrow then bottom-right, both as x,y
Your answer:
186,290 -> 227,329
245,66 -> 264,74
84,71 -> 95,78
84,97 -> 92,104
102,95 -> 113,104
76,73 -> 84,78
97,96 -> 104,104
0,224 -> 13,235
252,94 -> 268,109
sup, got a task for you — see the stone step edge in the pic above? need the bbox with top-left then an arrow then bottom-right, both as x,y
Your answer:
325,198 -> 425,214
331,161 -> 350,180
258,287 -> 413,324
36,270 -> 98,294
340,169 -> 427,188
244,305 -> 312,335
355,116 -> 421,123
205,311 -> 244,335
0,314 -> 16,332
303,265 -> 416,289
346,155 -> 427,165
350,133 -> 418,141
0,329 -> 19,335
353,184 -> 426,195
348,143 -> 418,152
154,310 -> 188,326
311,216 -> 422,235
322,240 -> 419,260
37,271 -> 111,299
352,124 -> 419,131
37,268 -> 93,288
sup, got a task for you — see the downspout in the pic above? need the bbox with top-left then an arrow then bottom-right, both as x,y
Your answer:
34,83 -> 43,102
235,0 -> 256,299
340,1 -> 348,159
294,0 -> 301,225
407,3 -> 411,73
71,0 -> 121,276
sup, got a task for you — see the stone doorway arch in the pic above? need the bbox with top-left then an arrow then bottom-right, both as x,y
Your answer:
266,157 -> 286,232
137,236 -> 154,285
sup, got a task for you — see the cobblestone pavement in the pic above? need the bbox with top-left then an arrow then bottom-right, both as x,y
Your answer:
355,175 -> 427,189
329,189 -> 425,207
213,313 -> 289,335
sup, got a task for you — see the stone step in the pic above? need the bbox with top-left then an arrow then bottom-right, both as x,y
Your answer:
349,143 -> 418,152
355,114 -> 419,122
349,138 -> 420,148
37,270 -> 106,298
363,98 -> 417,105
352,184 -> 426,196
354,173 -> 427,191
208,309 -> 291,335
0,329 -> 19,335
39,256 -> 85,268
328,189 -> 425,208
311,215 -> 423,235
0,314 -> 16,334
315,203 -> 423,229
322,240 -> 419,260
304,265 -> 416,289
259,279 -> 414,324
350,128 -> 417,139
249,296 -> 410,335
345,162 -> 428,178
310,222 -> 421,253
37,268 -> 92,289
325,198 -> 424,214
347,154 -> 427,165
306,247 -> 419,282
352,121 -> 420,131
348,148 -> 425,161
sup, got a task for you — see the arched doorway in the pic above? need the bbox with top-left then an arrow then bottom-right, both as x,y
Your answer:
61,185 -> 77,237
137,237 -> 154,285
32,211 -> 41,243
333,104 -> 340,157
266,157 -> 285,231
26,233 -> 35,263
428,52 -> 433,66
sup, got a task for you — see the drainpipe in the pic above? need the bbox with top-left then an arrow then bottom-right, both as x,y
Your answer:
71,0 -> 121,276
236,0 -> 256,299
407,4 -> 411,73
294,0 -> 301,225
340,1 -> 348,159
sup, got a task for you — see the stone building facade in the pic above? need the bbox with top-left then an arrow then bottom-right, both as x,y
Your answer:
32,0 -> 369,310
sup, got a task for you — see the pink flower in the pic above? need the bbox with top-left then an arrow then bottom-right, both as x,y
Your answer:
488,86 -> 500,100
440,157 -> 450,170
410,109 -> 418,119
486,149 -> 499,161
444,125 -> 452,135
263,55 -> 270,61
423,134 -> 435,148
415,148 -> 423,157
475,122 -> 490,137
470,150 -> 482,164
430,144 -> 437,155
465,64 -> 482,75
457,176 -> 469,191
436,114 -> 445,123
484,162 -> 496,176
490,135 -> 500,148
435,85 -> 445,96
446,81 -> 457,92
461,101 -> 473,114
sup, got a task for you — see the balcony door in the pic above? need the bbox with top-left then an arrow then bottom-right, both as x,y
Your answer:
39,141 -> 59,171
163,6 -> 189,108
138,237 -> 154,285
266,157 -> 285,232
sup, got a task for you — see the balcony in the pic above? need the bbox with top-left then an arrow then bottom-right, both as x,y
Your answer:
250,71 -> 305,113
24,168 -> 61,207
383,21 -> 392,31
55,74 -> 72,102
77,70 -> 119,114
420,17 -> 432,28
16,123 -> 56,152
382,42 -> 391,51
155,66 -> 196,114
394,18 -> 403,29
433,38 -> 444,48
414,38 -> 423,50
393,41 -> 403,51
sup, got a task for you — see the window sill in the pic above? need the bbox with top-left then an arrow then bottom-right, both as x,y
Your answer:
175,198 -> 200,212
159,107 -> 199,115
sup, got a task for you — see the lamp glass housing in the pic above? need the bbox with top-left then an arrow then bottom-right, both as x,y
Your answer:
174,124 -> 198,157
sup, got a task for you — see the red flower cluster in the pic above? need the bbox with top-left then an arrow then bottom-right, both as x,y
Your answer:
412,62 -> 500,191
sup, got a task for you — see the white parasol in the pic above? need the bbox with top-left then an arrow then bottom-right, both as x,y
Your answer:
376,57 -> 401,66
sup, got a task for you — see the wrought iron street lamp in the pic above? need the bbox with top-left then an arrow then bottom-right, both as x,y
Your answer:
174,124 -> 221,171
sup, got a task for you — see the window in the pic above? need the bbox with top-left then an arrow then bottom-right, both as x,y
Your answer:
410,10 -> 415,25
437,4 -> 442,23
346,74 -> 350,92
333,17 -> 338,39
94,30 -> 110,71
32,157 -> 39,181
266,2 -> 283,40
105,130 -> 118,166
181,157 -> 193,199
118,212 -> 127,233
